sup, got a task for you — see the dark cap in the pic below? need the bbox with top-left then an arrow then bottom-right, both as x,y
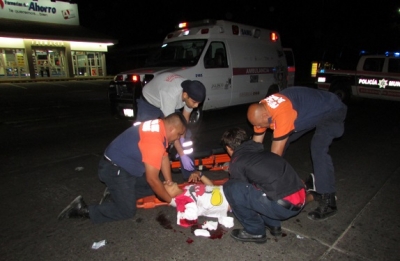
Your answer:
181,80 -> 206,102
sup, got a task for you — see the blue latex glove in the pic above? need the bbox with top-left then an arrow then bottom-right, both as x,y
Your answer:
180,154 -> 195,171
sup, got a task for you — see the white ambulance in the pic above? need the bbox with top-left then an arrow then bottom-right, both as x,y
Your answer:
109,19 -> 288,124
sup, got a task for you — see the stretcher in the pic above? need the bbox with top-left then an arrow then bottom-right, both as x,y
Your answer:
136,178 -> 229,209
170,147 -> 231,172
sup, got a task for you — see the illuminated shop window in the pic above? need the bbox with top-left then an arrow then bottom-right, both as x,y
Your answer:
0,48 -> 28,78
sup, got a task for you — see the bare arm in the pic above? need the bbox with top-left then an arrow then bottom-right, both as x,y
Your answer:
200,175 -> 214,186
145,162 -> 172,203
160,154 -> 172,183
271,137 -> 288,156
188,171 -> 214,186
252,132 -> 266,143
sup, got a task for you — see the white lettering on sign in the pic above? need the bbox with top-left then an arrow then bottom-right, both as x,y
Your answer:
358,78 -> 377,85
388,80 -> 400,87
32,40 -> 65,46
264,94 -> 286,109
358,78 -> 400,89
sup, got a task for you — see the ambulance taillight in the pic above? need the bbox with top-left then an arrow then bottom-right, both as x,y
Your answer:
130,75 -> 140,82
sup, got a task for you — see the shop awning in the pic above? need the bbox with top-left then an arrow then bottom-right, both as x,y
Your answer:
0,18 -> 118,44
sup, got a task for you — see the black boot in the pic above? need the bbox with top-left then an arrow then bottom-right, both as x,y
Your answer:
230,229 -> 267,244
58,195 -> 90,220
265,224 -> 282,237
307,193 -> 337,221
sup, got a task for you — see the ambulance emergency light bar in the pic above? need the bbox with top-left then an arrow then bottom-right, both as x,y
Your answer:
176,19 -> 217,29
175,19 -> 278,41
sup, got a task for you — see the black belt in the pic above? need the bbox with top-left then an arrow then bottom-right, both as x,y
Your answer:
276,199 -> 303,211
103,155 -> 118,167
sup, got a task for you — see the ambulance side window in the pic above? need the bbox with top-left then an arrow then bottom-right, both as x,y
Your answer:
204,42 -> 228,69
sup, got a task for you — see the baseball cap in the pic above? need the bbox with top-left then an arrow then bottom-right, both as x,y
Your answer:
181,80 -> 206,102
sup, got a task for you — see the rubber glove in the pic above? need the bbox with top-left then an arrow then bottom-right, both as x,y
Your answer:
180,154 -> 195,171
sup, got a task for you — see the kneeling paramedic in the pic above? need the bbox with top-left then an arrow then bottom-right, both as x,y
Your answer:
57,112 -> 187,223
221,127 -> 305,244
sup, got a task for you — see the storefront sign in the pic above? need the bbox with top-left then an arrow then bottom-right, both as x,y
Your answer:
0,1 -> 79,25
32,40 -> 65,46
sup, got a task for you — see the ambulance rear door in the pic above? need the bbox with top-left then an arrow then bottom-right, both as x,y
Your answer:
229,39 -> 286,106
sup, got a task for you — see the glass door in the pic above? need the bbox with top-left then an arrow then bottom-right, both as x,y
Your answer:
32,48 -> 67,78
48,49 -> 66,77
87,52 -> 104,76
72,52 -> 88,76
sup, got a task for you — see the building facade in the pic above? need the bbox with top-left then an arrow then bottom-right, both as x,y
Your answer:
0,0 -> 116,80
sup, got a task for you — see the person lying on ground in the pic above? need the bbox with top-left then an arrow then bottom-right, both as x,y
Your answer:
164,171 -> 231,227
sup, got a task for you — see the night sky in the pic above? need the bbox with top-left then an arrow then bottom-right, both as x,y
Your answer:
76,0 -> 400,79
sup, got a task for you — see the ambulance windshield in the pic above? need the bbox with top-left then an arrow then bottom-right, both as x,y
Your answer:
145,40 -> 207,67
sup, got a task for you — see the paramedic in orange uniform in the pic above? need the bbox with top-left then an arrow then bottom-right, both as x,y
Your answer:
57,112 -> 187,223
247,87 -> 347,221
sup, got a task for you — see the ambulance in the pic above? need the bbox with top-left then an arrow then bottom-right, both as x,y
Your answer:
108,19 -> 288,124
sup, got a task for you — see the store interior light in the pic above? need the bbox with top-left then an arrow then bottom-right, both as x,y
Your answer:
0,37 -> 24,44
70,41 -> 114,46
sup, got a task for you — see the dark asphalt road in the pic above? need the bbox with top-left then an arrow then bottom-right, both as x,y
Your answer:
1,81 -> 399,261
